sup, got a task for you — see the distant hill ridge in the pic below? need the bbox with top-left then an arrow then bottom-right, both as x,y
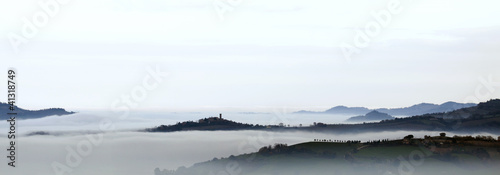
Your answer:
419,99 -> 500,120
0,102 -> 75,120
346,110 -> 394,122
296,101 -> 476,116
146,99 -> 499,134
316,99 -> 500,133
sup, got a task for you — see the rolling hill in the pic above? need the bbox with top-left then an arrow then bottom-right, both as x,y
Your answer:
0,102 -> 75,120
295,101 -> 476,116
346,110 -> 394,122
156,134 -> 500,175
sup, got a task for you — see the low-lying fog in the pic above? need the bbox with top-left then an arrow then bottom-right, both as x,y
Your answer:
1,111 -> 369,134
0,112 -> 497,175
4,130 -> 497,175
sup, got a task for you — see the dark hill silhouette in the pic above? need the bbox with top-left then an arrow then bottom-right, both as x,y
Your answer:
346,110 -> 394,122
157,134 -> 500,175
430,99 -> 500,119
146,117 -> 265,132
0,102 -> 75,120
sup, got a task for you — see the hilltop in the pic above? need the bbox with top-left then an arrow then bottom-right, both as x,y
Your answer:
0,102 -> 75,120
146,116 -> 265,132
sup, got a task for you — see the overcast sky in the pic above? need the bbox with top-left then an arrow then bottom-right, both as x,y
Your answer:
1,0 -> 499,112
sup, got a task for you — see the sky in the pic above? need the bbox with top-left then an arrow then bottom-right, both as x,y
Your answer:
1,0 -> 500,112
